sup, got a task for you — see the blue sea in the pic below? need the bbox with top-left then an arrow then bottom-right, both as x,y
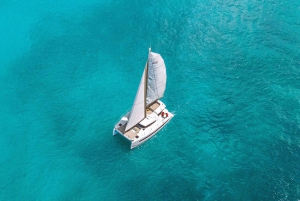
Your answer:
1,0 -> 300,200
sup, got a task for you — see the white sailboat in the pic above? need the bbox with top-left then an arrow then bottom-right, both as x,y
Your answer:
113,49 -> 174,149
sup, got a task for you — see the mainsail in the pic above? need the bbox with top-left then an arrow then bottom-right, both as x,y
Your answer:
125,63 -> 148,131
146,52 -> 167,105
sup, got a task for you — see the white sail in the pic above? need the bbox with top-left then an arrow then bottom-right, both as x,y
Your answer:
125,63 -> 148,131
146,52 -> 167,105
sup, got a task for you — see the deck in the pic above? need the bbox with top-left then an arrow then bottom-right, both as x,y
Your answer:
146,101 -> 160,114
117,101 -> 161,140
117,123 -> 140,140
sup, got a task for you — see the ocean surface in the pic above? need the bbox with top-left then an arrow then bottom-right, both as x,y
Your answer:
1,0 -> 300,200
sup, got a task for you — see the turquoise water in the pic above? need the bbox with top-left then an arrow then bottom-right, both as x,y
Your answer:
1,0 -> 300,200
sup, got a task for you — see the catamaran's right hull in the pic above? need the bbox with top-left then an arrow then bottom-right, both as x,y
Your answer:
130,112 -> 173,149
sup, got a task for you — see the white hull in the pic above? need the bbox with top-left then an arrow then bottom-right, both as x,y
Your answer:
113,100 -> 173,149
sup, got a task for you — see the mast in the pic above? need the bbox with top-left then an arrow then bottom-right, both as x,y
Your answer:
145,48 -> 151,110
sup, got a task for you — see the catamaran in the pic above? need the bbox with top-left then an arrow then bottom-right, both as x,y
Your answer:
113,49 -> 174,149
